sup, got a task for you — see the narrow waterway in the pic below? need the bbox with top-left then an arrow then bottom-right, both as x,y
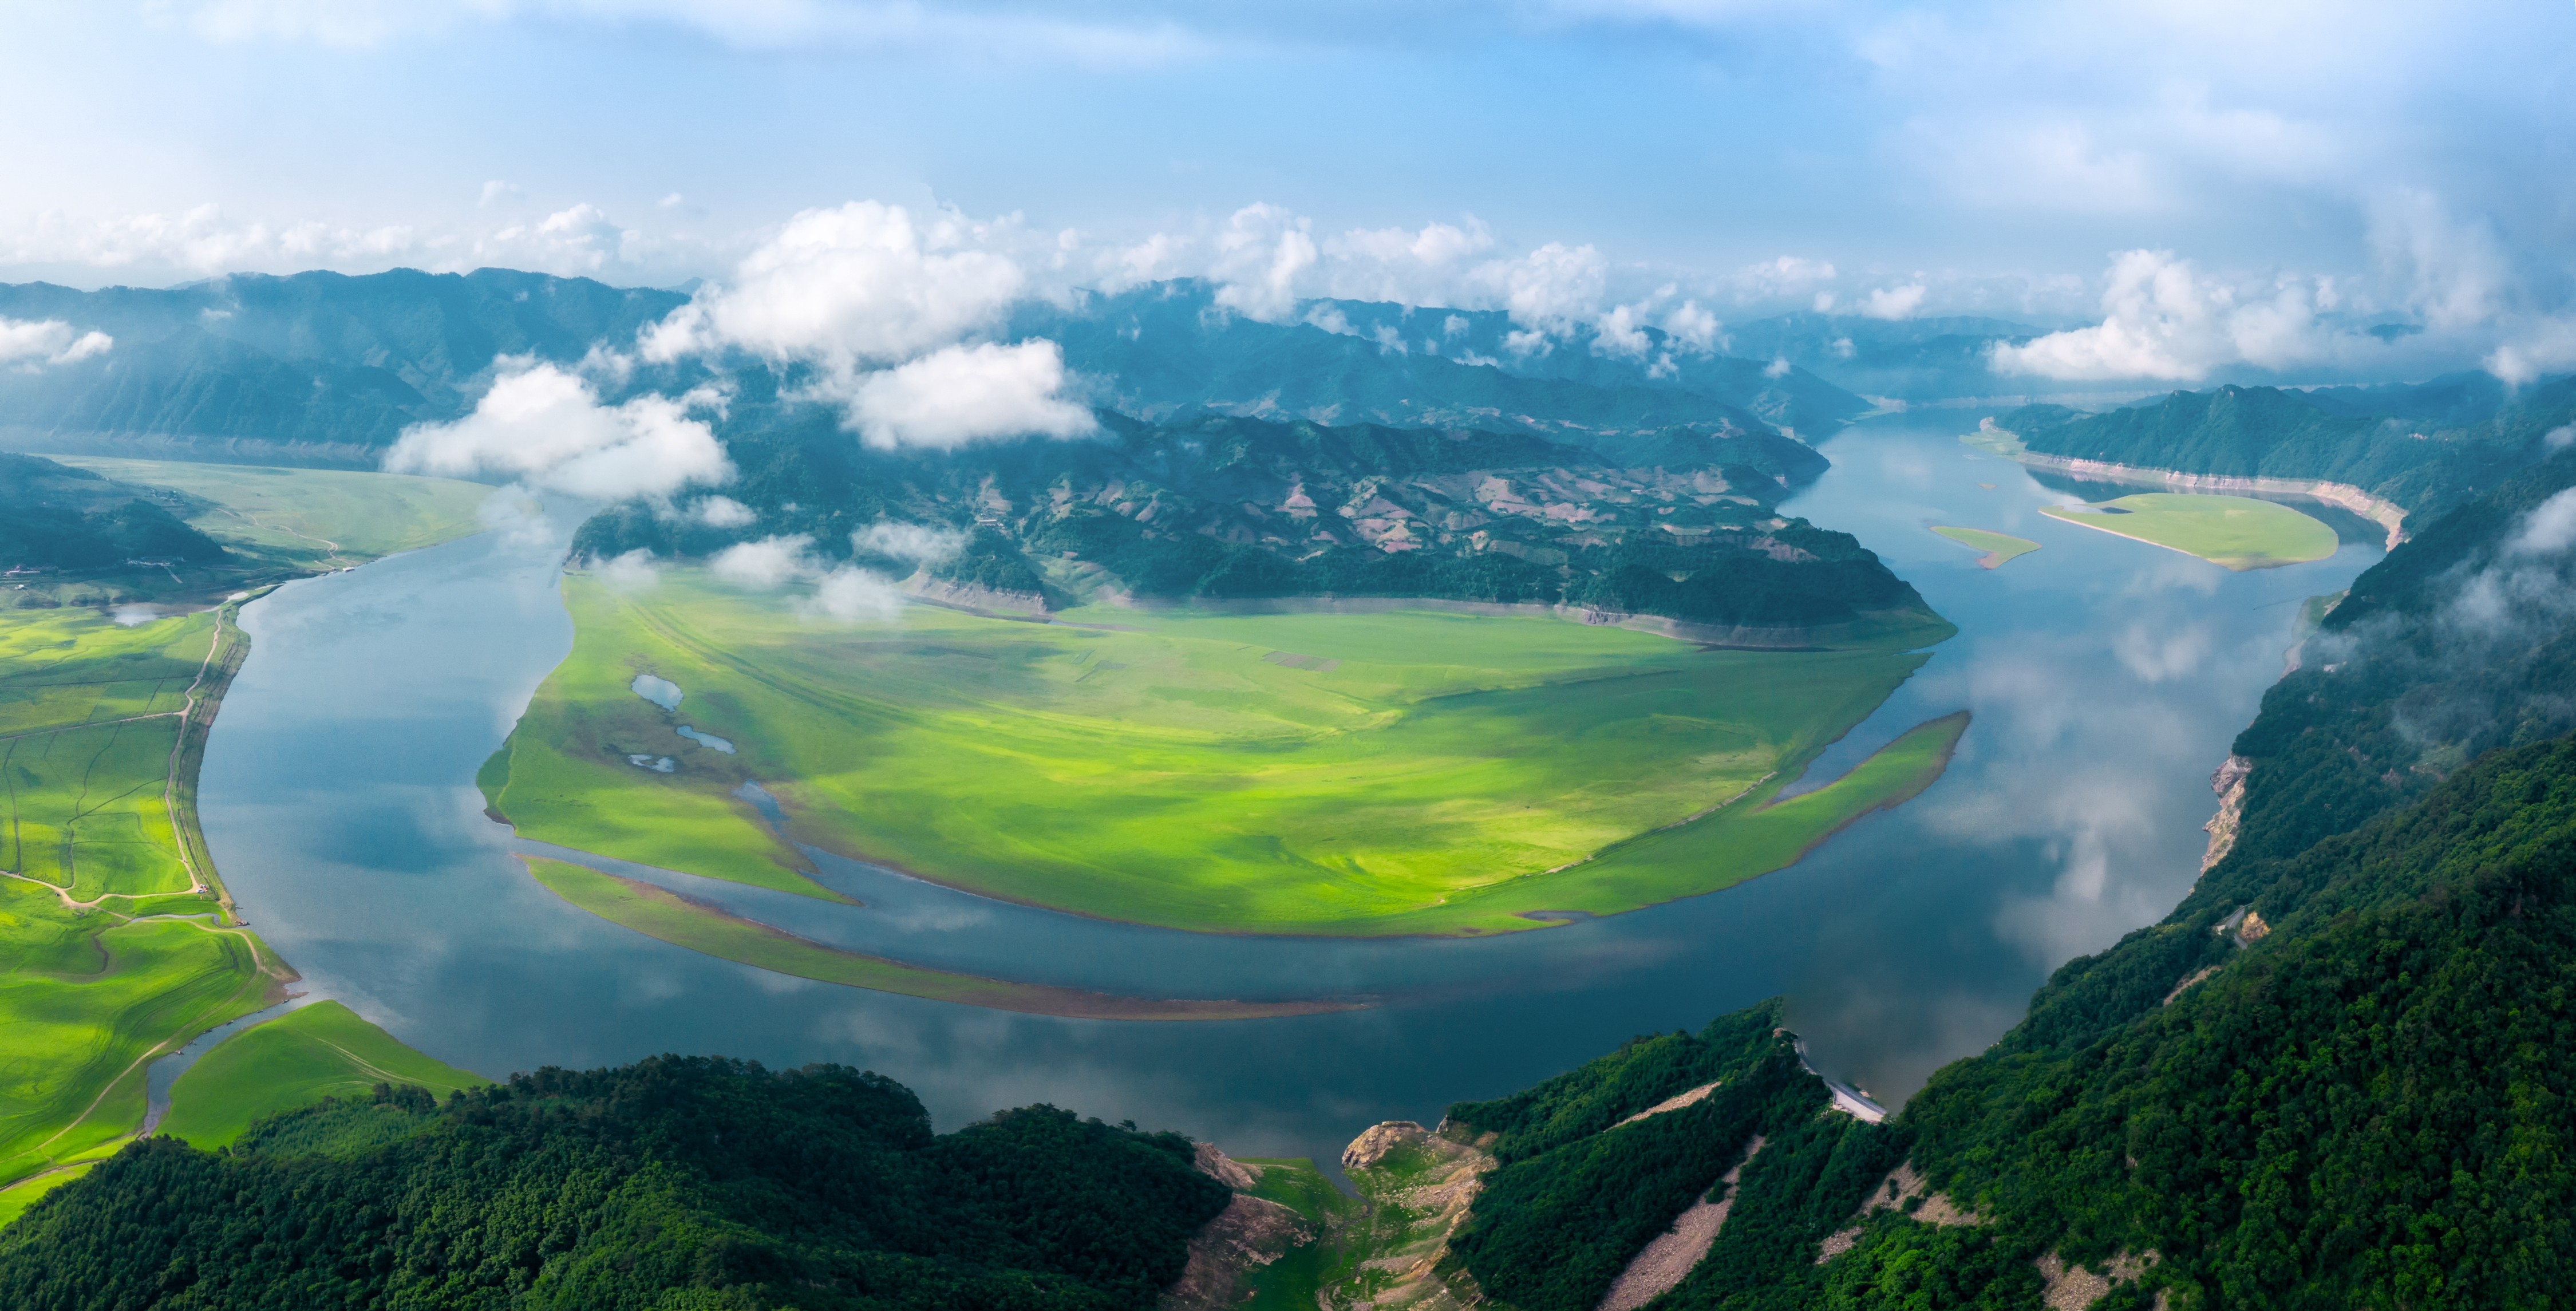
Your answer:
197,418 -> 2380,1167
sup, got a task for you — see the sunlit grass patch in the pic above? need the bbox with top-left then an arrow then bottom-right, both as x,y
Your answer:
159,1001 -> 489,1149
2039,493 -> 2337,570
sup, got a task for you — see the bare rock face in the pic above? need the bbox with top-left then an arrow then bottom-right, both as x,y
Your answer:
1160,1193 -> 1314,1311
1341,1120 -> 1432,1171
1192,1141 -> 1258,1191
2202,754 -> 2254,871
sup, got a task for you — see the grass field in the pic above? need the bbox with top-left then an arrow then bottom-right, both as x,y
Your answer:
1930,525 -> 2042,569
2038,493 -> 2337,570
1236,1158 -> 1364,1309
523,858 -> 1358,1019
484,570 -> 1957,937
158,1001 -> 488,1148
54,457 -> 493,570
0,602 -> 290,1192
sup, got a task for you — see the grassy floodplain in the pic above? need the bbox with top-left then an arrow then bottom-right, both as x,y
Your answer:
485,569 -> 1959,937
2039,492 -> 2338,570
0,463 -> 493,1202
157,1001 -> 488,1148
0,603 -> 288,1191
54,457 -> 492,570
524,858 -> 1360,1019
1930,524 -> 2042,570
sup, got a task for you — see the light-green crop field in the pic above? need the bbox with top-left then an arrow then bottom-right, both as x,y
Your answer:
1930,525 -> 2042,569
159,1000 -> 489,1149
2039,493 -> 2337,570
0,603 -> 287,1191
54,457 -> 493,568
485,570 -> 1958,937
524,858 -> 1354,1020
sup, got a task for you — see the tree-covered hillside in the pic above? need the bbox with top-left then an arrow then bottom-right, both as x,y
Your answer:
0,452 -> 228,574
1998,380 -> 2570,519
0,1056 -> 1229,1311
573,409 -> 1937,634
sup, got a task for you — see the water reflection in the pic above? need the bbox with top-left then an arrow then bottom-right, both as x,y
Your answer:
197,419 -> 2377,1167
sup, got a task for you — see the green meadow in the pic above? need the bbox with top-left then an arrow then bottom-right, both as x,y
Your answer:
485,570 -> 1957,937
1930,524 -> 2041,569
55,457 -> 492,569
0,471 -> 492,1200
524,858 -> 1355,1020
0,604 -> 286,1191
158,1001 -> 489,1148
2039,492 -> 2337,570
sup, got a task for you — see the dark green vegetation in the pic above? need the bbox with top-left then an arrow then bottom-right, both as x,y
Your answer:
1376,448 -> 2576,1308
0,1056 -> 1230,1310
1432,1004 -> 1909,1311
1998,378 -> 2575,519
575,410 -> 1934,633
0,453 -> 226,577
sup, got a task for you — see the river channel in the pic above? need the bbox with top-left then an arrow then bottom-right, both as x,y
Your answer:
196,418 -> 2381,1169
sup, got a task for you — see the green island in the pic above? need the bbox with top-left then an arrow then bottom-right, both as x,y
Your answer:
523,858 -> 1361,1020
1929,524 -> 2041,569
2038,492 -> 2338,570
0,456 -> 492,1200
157,1001 -> 489,1149
482,569 -> 1961,937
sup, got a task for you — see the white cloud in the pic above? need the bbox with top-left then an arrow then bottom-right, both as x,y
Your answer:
1592,302 -> 1653,360
1661,300 -> 1720,353
1860,283 -> 1927,320
642,200 -> 1025,368
710,534 -> 816,589
2369,189 -> 2507,333
1732,255 -> 1837,301
1479,242 -> 1606,334
1210,203 -> 1317,323
688,495 -> 757,527
597,548 -> 662,591
382,360 -> 734,499
1989,250 -> 2338,382
2484,318 -> 2576,387
799,566 -> 907,622
843,339 -> 1097,449
853,521 -> 965,563
2509,488 -> 2576,557
0,317 -> 111,367
1317,219 -> 1497,305
0,201 -> 695,284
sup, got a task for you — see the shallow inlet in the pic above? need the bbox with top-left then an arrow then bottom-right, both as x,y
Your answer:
197,420 -> 2380,1172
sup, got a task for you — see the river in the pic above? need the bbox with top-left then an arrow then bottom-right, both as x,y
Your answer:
195,418 -> 2381,1168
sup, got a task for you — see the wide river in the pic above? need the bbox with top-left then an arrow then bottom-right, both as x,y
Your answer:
199,418 -> 2380,1168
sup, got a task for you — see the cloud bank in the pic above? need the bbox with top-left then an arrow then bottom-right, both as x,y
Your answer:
642,201 -> 1097,449
382,360 -> 733,499
0,317 -> 112,367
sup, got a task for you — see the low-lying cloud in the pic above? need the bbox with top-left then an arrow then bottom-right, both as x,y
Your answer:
705,531 -> 914,623
1989,249 -> 2336,381
384,360 -> 733,500
0,317 -> 111,367
640,200 -> 1095,450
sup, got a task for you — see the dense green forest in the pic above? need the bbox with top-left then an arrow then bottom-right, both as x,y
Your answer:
0,1056 -> 1229,1310
1998,380 -> 2571,518
0,452 -> 228,574
1380,448 -> 2576,1309
573,410 -> 1932,632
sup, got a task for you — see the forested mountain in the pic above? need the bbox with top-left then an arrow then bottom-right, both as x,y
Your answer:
572,408 -> 1938,634
1020,282 -> 1872,439
0,270 -> 687,461
0,1057 -> 1228,1310
1374,447 -> 2576,1309
0,452 -> 228,573
1996,380 -> 2571,519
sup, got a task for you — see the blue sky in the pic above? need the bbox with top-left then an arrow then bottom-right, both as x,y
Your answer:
5,1 -> 2575,380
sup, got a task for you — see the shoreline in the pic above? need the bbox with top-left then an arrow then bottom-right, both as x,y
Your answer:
2000,449 -> 2407,550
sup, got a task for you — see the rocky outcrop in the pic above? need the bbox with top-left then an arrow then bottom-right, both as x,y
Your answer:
2202,755 -> 2253,871
1160,1144 -> 1311,1311
1596,1135 -> 1766,1311
1324,1122 -> 1496,1311
1816,1160 -> 1983,1264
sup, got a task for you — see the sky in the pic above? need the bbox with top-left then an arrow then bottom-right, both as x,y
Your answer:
5,1 -> 2576,382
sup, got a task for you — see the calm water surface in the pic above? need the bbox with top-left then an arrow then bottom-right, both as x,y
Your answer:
199,420 -> 2379,1167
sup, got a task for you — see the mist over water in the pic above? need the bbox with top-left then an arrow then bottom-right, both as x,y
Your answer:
198,418 -> 2378,1167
